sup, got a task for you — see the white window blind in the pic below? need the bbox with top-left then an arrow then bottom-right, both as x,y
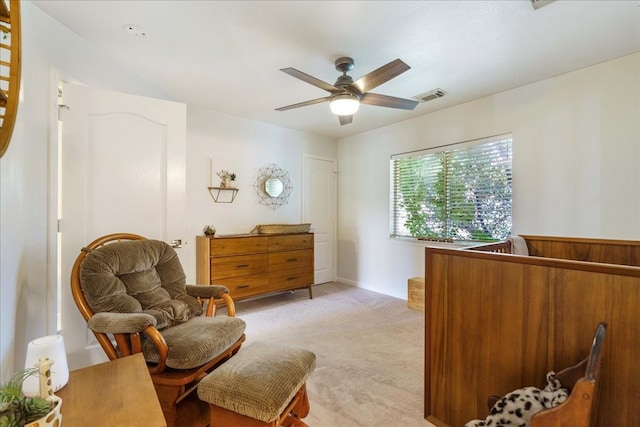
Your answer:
390,134 -> 512,241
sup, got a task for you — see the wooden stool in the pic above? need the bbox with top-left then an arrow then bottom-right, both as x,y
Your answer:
198,341 -> 316,427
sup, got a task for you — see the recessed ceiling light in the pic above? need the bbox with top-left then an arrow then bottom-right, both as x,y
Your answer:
123,24 -> 147,37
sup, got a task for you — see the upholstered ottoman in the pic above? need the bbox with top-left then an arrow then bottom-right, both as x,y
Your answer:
198,341 -> 316,427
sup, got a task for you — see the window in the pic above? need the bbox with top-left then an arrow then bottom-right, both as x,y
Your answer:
390,134 -> 512,242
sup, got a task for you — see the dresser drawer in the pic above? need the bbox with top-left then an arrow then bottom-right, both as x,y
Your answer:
196,232 -> 314,301
268,234 -> 313,251
269,267 -> 313,292
269,249 -> 313,272
211,254 -> 268,279
211,236 -> 268,256
216,274 -> 270,299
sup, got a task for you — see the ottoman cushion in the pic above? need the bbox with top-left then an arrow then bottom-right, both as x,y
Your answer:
198,341 -> 316,423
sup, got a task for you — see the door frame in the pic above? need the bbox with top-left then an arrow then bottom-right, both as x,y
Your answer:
47,68 -> 88,335
302,153 -> 338,284
54,80 -> 187,368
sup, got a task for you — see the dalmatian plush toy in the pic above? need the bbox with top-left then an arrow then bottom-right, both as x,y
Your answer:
464,371 -> 568,427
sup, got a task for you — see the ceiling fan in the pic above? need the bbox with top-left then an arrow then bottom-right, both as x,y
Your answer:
275,57 -> 419,125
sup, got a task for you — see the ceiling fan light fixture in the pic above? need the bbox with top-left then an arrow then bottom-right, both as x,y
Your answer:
330,94 -> 360,116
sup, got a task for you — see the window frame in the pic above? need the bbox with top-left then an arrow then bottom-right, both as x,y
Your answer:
390,133 -> 513,243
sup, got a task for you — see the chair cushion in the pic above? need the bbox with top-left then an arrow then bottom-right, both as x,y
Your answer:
80,239 -> 203,329
198,341 -> 316,422
143,316 -> 247,369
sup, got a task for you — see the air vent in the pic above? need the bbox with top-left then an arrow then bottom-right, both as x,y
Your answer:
413,89 -> 447,103
531,0 -> 556,10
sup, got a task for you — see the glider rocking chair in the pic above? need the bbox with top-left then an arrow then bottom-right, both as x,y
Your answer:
70,233 -> 247,427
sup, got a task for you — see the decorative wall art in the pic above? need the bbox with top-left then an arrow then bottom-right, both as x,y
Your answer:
253,163 -> 293,210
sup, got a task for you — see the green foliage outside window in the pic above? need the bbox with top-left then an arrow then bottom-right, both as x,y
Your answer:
391,137 -> 512,242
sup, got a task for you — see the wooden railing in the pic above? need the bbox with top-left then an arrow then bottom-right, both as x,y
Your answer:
467,239 -> 512,254
520,234 -> 640,267
0,0 -> 21,158
424,237 -> 640,427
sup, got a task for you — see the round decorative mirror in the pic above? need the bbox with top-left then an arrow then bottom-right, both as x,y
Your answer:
253,164 -> 293,210
264,177 -> 284,198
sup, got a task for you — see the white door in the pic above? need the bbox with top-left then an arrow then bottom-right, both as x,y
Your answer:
58,82 -> 186,369
302,155 -> 337,284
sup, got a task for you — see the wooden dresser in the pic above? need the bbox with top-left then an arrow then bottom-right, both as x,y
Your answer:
196,233 -> 314,300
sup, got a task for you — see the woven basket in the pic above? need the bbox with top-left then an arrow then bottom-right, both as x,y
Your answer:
251,223 -> 311,234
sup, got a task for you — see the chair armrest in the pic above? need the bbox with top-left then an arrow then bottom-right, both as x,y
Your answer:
87,312 -> 157,334
185,284 -> 229,299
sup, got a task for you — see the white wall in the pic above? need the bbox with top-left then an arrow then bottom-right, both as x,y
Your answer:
0,1 -> 336,377
0,1 -> 171,380
337,53 -> 640,299
182,107 -> 336,282
2,0 -> 636,380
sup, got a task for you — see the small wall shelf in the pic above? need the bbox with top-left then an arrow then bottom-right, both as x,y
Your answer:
208,186 -> 238,203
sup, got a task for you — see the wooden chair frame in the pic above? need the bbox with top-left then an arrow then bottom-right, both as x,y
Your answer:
531,322 -> 607,426
482,322 -> 607,427
70,233 -> 246,427
208,384 -> 311,427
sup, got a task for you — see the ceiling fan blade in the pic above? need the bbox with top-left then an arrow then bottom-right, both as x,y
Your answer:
339,115 -> 353,126
351,59 -> 411,93
360,92 -> 418,110
275,96 -> 331,111
280,68 -> 342,94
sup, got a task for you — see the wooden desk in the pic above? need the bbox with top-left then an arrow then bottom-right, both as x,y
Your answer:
56,353 -> 166,426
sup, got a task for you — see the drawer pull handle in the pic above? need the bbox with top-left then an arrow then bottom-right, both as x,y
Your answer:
287,258 -> 298,262
237,285 -> 250,289
236,264 -> 249,268
286,277 -> 298,281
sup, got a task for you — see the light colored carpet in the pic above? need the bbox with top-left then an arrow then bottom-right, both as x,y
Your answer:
236,282 -> 431,427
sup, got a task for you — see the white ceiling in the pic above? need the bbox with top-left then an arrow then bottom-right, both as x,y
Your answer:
33,0 -> 640,139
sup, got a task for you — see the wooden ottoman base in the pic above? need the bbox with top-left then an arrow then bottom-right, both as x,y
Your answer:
198,341 -> 316,427
209,383 -> 310,427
